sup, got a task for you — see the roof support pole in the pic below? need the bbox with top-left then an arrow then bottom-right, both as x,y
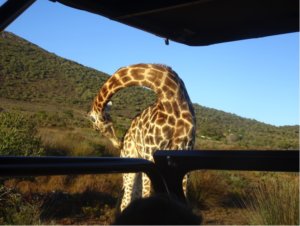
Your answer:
0,0 -> 36,31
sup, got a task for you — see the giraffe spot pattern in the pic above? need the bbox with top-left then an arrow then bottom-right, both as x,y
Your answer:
90,63 -> 195,211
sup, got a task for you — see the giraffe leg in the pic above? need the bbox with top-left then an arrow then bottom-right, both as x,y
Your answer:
120,173 -> 135,211
142,173 -> 151,198
182,174 -> 189,197
141,149 -> 154,198
120,145 -> 142,211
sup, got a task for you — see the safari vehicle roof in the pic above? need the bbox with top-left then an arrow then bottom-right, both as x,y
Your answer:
0,0 -> 299,46
50,0 -> 299,45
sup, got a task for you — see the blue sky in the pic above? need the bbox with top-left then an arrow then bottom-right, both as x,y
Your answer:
1,0 -> 299,126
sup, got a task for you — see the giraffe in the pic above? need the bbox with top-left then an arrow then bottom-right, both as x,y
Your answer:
88,63 -> 196,211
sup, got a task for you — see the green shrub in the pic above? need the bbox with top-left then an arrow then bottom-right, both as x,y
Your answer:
0,112 -> 44,156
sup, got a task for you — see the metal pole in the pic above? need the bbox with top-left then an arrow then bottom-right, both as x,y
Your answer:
0,0 -> 36,31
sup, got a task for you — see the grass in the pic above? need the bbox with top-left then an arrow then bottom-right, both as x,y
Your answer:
40,190 -> 117,224
187,171 -> 299,225
242,173 -> 299,225
188,171 -> 229,208
38,127 -> 119,157
5,174 -> 122,196
3,170 -> 296,225
4,173 -> 123,224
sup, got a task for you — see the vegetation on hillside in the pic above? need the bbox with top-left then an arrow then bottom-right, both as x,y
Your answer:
194,104 -> 299,149
0,112 -> 44,156
0,32 -> 108,108
0,31 -> 298,150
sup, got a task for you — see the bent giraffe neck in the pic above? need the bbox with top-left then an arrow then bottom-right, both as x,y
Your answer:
92,63 -> 184,115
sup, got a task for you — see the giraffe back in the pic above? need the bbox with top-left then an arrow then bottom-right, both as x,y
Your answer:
118,64 -> 196,160
89,63 -> 195,153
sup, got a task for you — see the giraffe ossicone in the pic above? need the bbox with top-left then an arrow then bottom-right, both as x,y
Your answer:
89,63 -> 196,211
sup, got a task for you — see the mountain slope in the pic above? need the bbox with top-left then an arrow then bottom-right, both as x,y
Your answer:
0,32 -> 156,114
0,32 -> 108,107
0,31 -> 298,150
194,104 -> 298,149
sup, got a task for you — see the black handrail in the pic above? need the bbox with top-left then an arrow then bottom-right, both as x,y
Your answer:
154,150 -> 299,172
153,150 -> 299,201
0,150 -> 298,202
0,156 -> 168,194
0,156 -> 154,176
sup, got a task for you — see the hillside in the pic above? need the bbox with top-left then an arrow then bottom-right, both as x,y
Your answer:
194,104 -> 298,149
0,31 -> 298,150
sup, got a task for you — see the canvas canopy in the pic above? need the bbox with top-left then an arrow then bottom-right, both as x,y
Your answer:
54,0 -> 299,45
0,0 -> 298,46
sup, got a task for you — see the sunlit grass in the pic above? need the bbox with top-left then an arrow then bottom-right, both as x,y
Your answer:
38,127 -> 118,157
243,174 -> 299,225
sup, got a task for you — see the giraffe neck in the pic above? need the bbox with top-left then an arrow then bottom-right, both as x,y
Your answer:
92,63 -> 185,115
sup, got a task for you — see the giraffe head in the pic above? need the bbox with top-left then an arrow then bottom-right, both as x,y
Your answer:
88,105 -> 121,149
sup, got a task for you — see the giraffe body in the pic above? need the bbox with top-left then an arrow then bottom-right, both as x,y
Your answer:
89,64 -> 195,211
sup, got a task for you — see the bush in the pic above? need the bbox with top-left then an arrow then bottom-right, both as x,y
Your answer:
0,185 -> 41,224
0,112 -> 44,156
